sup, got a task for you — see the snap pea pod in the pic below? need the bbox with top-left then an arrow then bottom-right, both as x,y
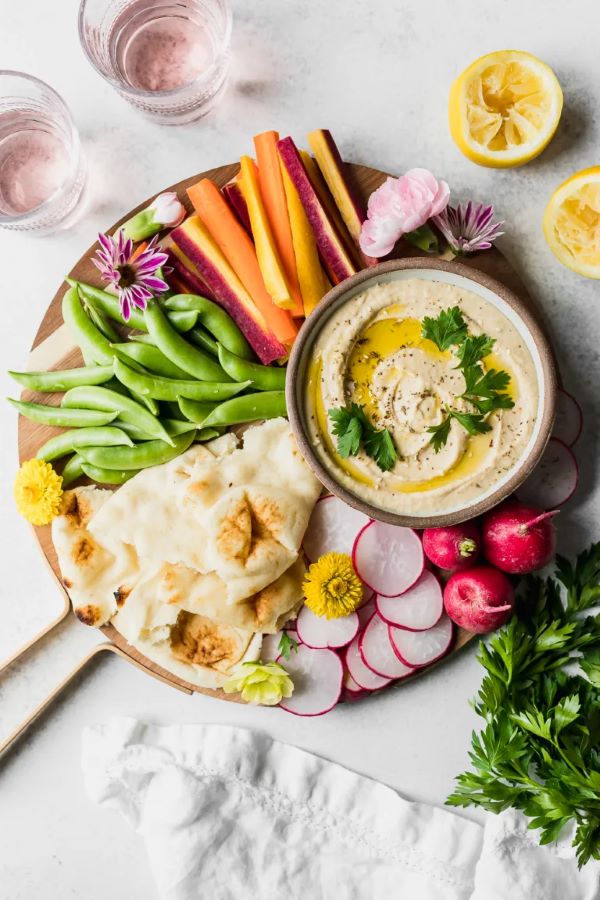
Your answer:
86,305 -> 121,342
217,344 -> 286,391
109,342 -> 190,380
80,462 -> 140,485
102,372 -> 159,417
144,300 -> 231,382
164,294 -> 253,360
9,398 -> 119,428
61,386 -> 174,445
117,418 -> 198,440
199,391 -> 287,429
36,426 -> 134,461
9,365 -> 114,392
61,454 -> 85,487
78,430 -> 195,471
178,397 -> 220,424
113,358 -> 250,402
187,326 -> 219,357
62,286 -> 113,365
196,428 -> 223,442
68,280 -> 198,333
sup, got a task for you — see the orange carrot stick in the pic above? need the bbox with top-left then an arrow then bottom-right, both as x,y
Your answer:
130,241 -> 149,261
254,131 -> 304,317
187,177 -> 298,345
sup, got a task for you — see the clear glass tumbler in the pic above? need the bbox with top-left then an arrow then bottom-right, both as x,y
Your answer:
0,72 -> 86,234
79,0 -> 232,125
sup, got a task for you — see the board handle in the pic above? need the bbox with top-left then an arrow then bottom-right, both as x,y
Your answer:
0,642 -> 192,758
0,593 -> 71,677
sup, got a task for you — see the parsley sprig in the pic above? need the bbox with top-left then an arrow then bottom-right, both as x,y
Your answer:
278,631 -> 299,660
447,544 -> 600,867
422,306 -> 514,451
328,403 -> 398,472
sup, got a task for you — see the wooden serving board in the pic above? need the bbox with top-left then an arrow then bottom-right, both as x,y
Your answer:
16,161 -> 551,702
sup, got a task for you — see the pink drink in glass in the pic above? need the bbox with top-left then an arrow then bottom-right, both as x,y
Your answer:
0,72 -> 86,233
79,0 -> 232,124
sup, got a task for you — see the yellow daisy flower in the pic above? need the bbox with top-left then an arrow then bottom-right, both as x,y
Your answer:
223,660 -> 294,706
14,459 -> 63,526
303,552 -> 363,619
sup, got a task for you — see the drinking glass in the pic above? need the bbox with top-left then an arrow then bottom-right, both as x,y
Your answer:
0,72 -> 86,233
79,0 -> 232,125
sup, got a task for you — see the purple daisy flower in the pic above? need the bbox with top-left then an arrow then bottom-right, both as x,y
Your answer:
92,231 -> 170,321
432,202 -> 505,255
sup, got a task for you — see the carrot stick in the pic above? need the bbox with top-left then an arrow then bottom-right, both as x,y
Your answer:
130,241 -> 149,261
254,131 -> 304,317
187,177 -> 298,345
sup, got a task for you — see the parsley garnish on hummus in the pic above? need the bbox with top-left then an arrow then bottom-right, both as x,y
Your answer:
422,307 -> 514,451
328,404 -> 399,472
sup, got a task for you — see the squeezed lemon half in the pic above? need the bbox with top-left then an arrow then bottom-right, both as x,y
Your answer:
544,167 -> 600,278
449,50 -> 563,168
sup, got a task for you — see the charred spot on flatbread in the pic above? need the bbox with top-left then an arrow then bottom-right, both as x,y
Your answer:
75,604 -> 103,626
170,611 -> 236,667
113,585 -> 132,608
63,577 -> 73,589
216,493 -> 285,569
71,535 -> 96,566
61,490 -> 94,528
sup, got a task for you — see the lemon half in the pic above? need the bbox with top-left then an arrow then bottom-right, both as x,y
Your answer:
449,50 -> 563,168
544,167 -> 600,278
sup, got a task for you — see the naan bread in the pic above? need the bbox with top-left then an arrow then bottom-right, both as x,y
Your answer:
51,487 -> 141,627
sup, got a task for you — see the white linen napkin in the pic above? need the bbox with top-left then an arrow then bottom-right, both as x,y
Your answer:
81,719 -> 599,900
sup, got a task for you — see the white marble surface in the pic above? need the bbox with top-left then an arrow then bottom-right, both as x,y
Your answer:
1,1 -> 599,897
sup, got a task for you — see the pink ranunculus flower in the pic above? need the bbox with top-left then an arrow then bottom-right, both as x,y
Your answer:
360,169 -> 450,257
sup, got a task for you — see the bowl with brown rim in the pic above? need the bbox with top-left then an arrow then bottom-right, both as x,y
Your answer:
286,258 -> 558,528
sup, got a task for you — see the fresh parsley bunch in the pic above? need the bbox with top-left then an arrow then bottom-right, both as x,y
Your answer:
447,544 -> 600,867
422,306 -> 514,451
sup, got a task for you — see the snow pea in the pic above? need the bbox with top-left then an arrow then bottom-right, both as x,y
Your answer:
164,294 -> 253,360
110,342 -> 190,380
9,398 -> 119,428
86,305 -> 121,342
196,428 -> 222,442
199,391 -> 287,429
68,280 -> 198,333
61,386 -> 173,445
187,326 -> 219,357
113,358 -> 249,403
36,426 -> 134,461
9,365 -> 114,392
80,463 -> 139,485
117,418 -> 198,440
177,397 -> 220,424
144,300 -> 231,382
217,344 -> 286,391
78,430 -> 195,470
62,287 -> 113,365
61,454 -> 85,488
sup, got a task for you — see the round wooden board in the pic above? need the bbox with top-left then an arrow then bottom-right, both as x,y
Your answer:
17,161 -> 552,702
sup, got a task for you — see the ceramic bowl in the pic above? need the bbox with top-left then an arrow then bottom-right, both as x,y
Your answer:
286,258 -> 558,528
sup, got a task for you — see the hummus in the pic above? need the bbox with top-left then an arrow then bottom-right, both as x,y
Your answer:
305,278 -> 539,516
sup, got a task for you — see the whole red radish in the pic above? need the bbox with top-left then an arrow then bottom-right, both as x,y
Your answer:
444,567 -> 514,633
482,502 -> 557,574
422,523 -> 481,571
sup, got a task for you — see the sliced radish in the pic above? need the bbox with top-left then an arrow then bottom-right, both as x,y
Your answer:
345,635 -> 392,691
296,605 -> 359,649
341,688 -> 366,703
303,495 -> 371,561
517,438 -> 579,509
389,614 -> 454,667
260,629 -> 299,662
278,645 -> 343,716
352,521 -> 424,597
343,669 -> 365,694
360,613 -> 415,679
552,390 -> 583,447
376,570 -> 443,631
357,595 -> 376,630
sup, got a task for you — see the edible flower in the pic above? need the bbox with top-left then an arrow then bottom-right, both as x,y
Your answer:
223,660 -> 293,706
92,231 -> 170,322
432,202 -> 504,255
359,169 -> 450,257
14,459 -> 63,526
120,191 -> 186,242
303,552 -> 364,619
